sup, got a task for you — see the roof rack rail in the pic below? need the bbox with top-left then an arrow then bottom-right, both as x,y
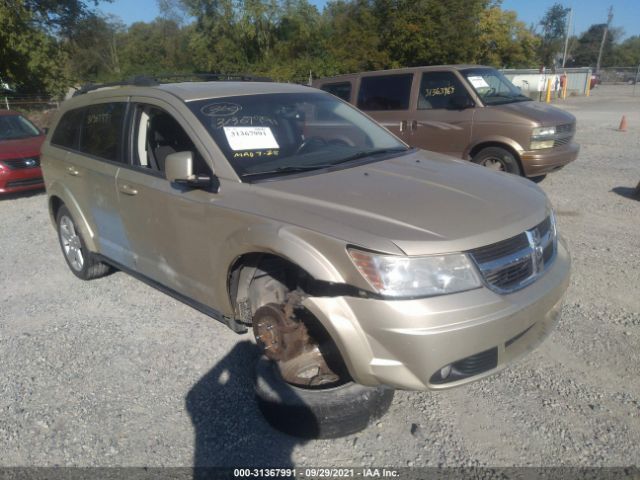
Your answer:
72,73 -> 272,96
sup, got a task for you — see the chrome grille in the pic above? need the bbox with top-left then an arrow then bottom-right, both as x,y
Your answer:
469,215 -> 557,294
555,123 -> 575,134
554,136 -> 572,147
3,157 -> 40,170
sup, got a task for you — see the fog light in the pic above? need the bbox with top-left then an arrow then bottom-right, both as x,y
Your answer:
440,364 -> 452,379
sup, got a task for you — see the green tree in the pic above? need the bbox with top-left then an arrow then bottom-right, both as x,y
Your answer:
181,0 -> 248,73
537,2 -> 570,68
612,35 -> 640,66
477,6 -> 539,68
570,24 -> 621,67
373,0 -> 493,67
65,14 -> 125,82
1,1 -> 69,94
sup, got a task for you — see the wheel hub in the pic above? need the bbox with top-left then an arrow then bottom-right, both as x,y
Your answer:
253,302 -> 341,387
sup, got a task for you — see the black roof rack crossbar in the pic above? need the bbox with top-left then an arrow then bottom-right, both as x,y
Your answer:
72,73 -> 272,96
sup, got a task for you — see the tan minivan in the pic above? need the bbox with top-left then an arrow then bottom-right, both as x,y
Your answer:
314,65 -> 579,179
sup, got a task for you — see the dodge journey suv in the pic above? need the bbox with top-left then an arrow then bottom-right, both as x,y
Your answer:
41,76 -> 570,438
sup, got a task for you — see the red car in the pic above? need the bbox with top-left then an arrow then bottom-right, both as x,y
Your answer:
0,110 -> 46,194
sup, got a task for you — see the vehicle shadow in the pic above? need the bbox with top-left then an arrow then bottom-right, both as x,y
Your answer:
611,185 -> 640,201
0,188 -> 45,201
185,341 -> 310,474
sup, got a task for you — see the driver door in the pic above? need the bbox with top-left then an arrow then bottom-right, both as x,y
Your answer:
406,71 -> 475,158
116,101 -> 218,304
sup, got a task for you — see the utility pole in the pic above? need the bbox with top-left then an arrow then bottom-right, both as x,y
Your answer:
562,7 -> 573,68
596,6 -> 613,73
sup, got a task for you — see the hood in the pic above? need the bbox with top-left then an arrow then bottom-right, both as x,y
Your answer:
0,135 -> 45,161
492,100 -> 576,126
250,150 -> 549,256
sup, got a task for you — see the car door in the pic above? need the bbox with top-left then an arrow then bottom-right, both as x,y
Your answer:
356,73 -> 415,141
407,70 -> 475,157
65,101 -> 131,266
115,100 -> 218,305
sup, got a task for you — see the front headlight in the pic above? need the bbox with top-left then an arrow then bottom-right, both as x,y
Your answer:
532,126 -> 556,137
348,248 -> 482,298
531,126 -> 556,150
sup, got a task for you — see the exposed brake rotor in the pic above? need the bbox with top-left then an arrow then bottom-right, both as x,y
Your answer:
253,295 -> 341,388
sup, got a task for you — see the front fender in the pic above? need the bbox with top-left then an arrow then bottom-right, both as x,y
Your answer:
465,135 -> 526,160
212,223 -> 377,316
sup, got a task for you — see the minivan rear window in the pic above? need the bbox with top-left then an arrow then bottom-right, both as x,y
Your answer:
79,103 -> 126,162
357,74 -> 413,111
321,82 -> 352,102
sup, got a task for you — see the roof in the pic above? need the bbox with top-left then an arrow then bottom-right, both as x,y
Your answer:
0,109 -> 21,117
156,81 -> 314,102
314,65 -> 490,81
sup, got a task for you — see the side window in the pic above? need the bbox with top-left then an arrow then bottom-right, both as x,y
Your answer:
321,82 -> 352,102
418,72 -> 470,110
51,108 -> 84,149
357,74 -> 413,111
132,105 -> 209,175
79,103 -> 126,161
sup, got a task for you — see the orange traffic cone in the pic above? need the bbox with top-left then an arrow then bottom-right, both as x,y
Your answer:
618,115 -> 628,132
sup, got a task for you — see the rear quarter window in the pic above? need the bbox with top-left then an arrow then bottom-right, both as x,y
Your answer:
320,82 -> 352,102
357,74 -> 413,111
51,108 -> 84,149
79,103 -> 126,162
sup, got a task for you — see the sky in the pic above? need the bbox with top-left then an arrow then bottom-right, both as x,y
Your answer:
99,0 -> 640,40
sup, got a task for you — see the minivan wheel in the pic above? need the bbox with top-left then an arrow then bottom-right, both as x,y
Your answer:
472,147 -> 522,176
255,356 -> 394,439
56,205 -> 111,280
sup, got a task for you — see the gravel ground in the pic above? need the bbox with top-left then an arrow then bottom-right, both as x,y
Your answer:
1,85 -> 639,468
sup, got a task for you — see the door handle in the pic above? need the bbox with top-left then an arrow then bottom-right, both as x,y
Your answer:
118,184 -> 138,196
66,166 -> 79,176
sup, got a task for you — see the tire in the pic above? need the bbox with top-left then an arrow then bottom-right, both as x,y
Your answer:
472,146 -> 522,176
254,356 -> 394,439
56,205 -> 111,280
530,174 -> 547,184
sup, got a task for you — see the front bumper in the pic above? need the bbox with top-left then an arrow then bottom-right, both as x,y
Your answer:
302,240 -> 570,391
521,142 -> 579,177
0,166 -> 44,194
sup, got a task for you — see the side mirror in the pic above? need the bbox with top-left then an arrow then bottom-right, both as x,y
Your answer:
165,151 -> 214,190
42,127 -> 49,135
448,95 -> 474,110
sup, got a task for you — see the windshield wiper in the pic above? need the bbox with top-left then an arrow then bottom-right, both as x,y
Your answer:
241,164 -> 337,178
334,147 -> 409,164
241,148 -> 409,179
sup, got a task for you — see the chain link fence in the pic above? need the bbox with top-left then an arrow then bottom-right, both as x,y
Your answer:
2,93 -> 59,112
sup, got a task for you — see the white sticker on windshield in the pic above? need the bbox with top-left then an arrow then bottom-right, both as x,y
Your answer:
467,76 -> 490,89
223,126 -> 279,151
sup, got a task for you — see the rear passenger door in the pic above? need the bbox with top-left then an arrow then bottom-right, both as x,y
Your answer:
63,101 -> 131,266
408,71 -> 475,157
115,101 -> 216,305
356,74 -> 414,139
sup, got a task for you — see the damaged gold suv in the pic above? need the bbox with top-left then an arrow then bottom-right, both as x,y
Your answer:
41,76 -> 570,438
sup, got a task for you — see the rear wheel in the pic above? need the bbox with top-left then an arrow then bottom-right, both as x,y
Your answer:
56,205 -> 110,280
472,146 -> 522,176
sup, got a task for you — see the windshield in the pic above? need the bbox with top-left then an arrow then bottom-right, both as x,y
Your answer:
461,68 -> 532,106
188,92 -> 408,181
0,114 -> 41,141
